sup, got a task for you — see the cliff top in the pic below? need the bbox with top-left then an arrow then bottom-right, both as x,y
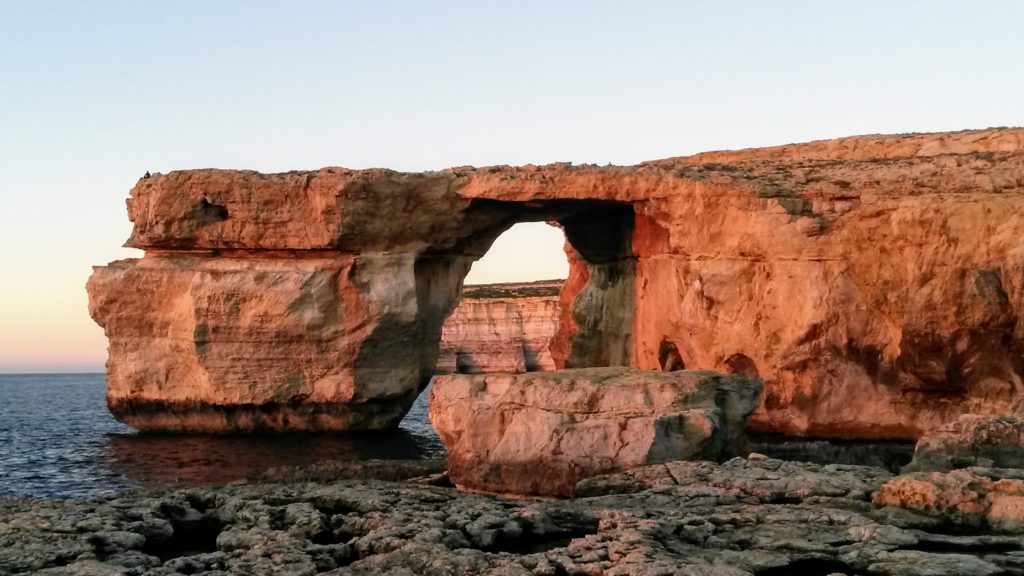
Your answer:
123,127 -> 1024,252
461,280 -> 562,299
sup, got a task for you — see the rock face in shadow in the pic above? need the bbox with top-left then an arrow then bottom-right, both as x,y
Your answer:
905,414 -> 1024,472
429,367 -> 762,496
436,281 -> 561,374
88,128 -> 1024,436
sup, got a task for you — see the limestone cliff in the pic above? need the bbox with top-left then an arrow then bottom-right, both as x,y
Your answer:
88,128 -> 1024,437
436,281 -> 560,374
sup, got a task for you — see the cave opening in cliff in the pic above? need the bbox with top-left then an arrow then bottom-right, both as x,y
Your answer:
429,199 -> 636,377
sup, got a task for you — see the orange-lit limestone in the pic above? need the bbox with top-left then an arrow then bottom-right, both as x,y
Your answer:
87,253 -> 449,432
436,282 -> 561,374
89,128 -> 1024,435
874,470 -> 1024,533
429,368 -> 762,497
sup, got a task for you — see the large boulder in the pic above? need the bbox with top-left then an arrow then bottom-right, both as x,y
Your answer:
428,367 -> 763,496
873,469 -> 1024,533
905,414 -> 1024,472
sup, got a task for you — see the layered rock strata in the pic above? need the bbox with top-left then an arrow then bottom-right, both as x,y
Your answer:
436,281 -> 561,374
429,367 -> 762,496
8,458 -> 1024,575
89,128 -> 1024,436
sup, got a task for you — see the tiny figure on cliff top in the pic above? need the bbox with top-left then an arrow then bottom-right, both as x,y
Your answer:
143,171 -> 151,179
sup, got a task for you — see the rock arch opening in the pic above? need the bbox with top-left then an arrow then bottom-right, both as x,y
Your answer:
414,198 -> 637,384
399,198 -> 637,435
437,222 -> 568,375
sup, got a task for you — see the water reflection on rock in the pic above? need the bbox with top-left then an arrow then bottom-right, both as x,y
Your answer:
102,427 -> 447,490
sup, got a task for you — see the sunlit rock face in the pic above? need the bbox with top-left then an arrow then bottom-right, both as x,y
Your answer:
86,253 -> 435,431
436,281 -> 561,375
874,469 -> 1024,533
88,128 -> 1024,435
429,367 -> 763,496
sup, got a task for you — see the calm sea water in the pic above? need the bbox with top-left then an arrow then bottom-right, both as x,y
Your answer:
0,374 -> 915,500
0,374 -> 445,499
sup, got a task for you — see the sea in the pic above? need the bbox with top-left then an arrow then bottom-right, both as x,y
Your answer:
0,373 -> 445,500
0,373 -> 915,501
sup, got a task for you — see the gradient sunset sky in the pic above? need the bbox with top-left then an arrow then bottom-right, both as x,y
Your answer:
1,1 -> 1022,373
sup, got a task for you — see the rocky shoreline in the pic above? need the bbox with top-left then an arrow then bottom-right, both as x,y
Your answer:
5,456 -> 1024,576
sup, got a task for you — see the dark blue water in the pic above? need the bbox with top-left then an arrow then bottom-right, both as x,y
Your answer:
0,374 -> 444,499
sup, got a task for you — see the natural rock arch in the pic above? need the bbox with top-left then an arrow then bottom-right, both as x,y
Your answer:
368,197 -> 638,404
88,128 -> 1024,438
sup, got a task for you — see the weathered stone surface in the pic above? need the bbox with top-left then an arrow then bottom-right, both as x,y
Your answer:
436,281 -> 561,374
88,252 -> 459,432
6,458 -> 1024,576
575,456 -> 892,500
874,469 -> 1024,533
429,367 -> 762,496
906,414 -> 1024,472
89,128 -> 1024,436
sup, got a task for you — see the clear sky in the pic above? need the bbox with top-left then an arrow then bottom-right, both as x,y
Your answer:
1,1 -> 1022,373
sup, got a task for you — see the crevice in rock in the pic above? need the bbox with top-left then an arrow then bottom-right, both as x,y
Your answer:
903,524 -> 1007,538
902,537 -> 1023,554
455,352 -> 479,374
305,541 -> 356,573
747,433 -> 914,473
725,353 -> 759,379
311,527 -> 348,546
196,198 -> 229,224
659,339 -> 685,371
476,511 -> 599,555
144,513 -> 224,561
185,493 -> 214,513
755,558 -> 866,576
311,496 -> 356,517
765,494 -> 804,505
478,525 -> 597,554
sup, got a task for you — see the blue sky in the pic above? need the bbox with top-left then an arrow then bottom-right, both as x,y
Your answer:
1,1 -> 1022,372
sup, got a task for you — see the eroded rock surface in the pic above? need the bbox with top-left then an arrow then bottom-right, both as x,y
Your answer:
429,368 -> 762,496
89,128 -> 1024,436
88,253 -> 446,431
874,469 -> 1024,534
906,414 -> 1024,473
6,458 -> 1024,575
